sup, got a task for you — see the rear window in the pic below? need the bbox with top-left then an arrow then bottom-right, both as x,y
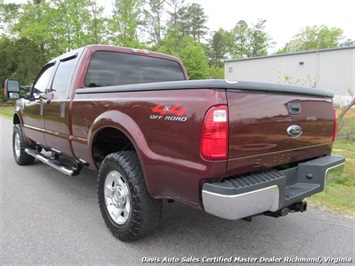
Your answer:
85,51 -> 185,87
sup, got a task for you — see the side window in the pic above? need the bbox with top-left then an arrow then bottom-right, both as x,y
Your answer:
32,64 -> 55,97
52,58 -> 76,93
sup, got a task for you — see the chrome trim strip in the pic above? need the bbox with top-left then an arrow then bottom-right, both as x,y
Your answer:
323,161 -> 346,190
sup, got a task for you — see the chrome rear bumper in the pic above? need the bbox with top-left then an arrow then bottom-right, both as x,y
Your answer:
202,154 -> 345,220
203,185 -> 279,220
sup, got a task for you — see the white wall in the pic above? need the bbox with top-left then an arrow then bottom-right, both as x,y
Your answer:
225,47 -> 355,105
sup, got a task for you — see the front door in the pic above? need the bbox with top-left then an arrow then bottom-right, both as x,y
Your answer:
22,64 -> 55,147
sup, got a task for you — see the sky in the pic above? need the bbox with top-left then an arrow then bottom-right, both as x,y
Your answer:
4,0 -> 355,52
188,0 -> 355,52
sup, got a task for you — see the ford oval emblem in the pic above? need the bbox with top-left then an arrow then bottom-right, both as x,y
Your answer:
287,125 -> 303,138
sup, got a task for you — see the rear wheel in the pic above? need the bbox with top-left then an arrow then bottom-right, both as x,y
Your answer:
97,151 -> 162,241
13,124 -> 35,165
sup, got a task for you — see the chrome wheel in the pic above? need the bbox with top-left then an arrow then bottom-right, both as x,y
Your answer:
104,170 -> 131,225
14,131 -> 21,158
98,152 -> 162,241
12,124 -> 35,165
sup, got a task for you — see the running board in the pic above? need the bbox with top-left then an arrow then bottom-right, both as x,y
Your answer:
25,148 -> 81,176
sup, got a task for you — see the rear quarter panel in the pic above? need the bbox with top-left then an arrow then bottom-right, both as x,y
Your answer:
71,89 -> 227,206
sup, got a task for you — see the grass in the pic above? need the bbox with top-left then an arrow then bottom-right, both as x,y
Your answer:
309,108 -> 355,218
0,105 -> 14,117
0,104 -> 354,217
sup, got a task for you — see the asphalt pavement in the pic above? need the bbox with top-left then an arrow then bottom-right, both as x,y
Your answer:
1,115 -> 354,265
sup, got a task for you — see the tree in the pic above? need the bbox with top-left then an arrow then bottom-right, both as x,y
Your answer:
208,65 -> 224,79
157,26 -> 182,58
11,0 -> 106,60
207,28 -> 232,68
9,38 -> 47,84
248,19 -> 273,57
86,0 -> 107,44
165,1 -> 208,44
179,37 -> 209,80
0,37 -> 46,87
279,25 -> 344,53
340,38 -> 355,47
187,3 -> 208,43
230,20 -> 249,59
109,0 -> 144,47
166,0 -> 189,39
0,0 -> 21,37
230,19 -> 273,59
51,0 -> 92,52
12,0 -> 53,57
143,0 -> 165,48
338,89 -> 355,132
166,0 -> 185,28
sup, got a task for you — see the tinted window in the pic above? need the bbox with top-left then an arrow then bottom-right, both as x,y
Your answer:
32,64 -> 55,96
52,58 -> 76,92
85,51 -> 185,87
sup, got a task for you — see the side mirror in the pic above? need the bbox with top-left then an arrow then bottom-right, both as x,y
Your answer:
4,79 -> 21,99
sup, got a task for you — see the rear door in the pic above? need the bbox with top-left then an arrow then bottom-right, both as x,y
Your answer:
43,56 -> 77,156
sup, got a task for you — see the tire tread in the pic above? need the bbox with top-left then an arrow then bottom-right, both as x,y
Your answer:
97,151 -> 162,241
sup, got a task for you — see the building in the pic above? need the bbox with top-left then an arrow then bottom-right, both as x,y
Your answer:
224,46 -> 355,105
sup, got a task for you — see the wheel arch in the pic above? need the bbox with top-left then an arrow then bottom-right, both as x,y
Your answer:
13,113 -> 21,125
89,110 -> 154,195
91,126 -> 137,166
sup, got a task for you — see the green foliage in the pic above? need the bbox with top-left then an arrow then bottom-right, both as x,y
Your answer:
0,106 -> 15,116
0,36 -> 45,100
208,66 -> 224,79
177,37 -> 209,80
207,28 -> 232,68
8,0 -> 107,60
278,25 -> 344,53
229,19 -> 273,59
143,0 -> 165,48
337,95 -> 355,140
340,38 -> 355,47
308,108 -> 355,216
186,3 -> 208,43
0,0 -> 21,34
109,0 -> 144,47
159,34 -> 210,80
1,0 -> 353,88
161,1 -> 208,45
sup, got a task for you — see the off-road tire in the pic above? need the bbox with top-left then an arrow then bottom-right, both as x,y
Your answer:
97,151 -> 162,241
13,124 -> 35,165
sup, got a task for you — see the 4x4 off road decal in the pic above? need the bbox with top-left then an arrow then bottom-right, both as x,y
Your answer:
150,104 -> 188,122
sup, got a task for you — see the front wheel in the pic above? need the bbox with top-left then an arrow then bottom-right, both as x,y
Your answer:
13,124 -> 35,165
97,151 -> 162,241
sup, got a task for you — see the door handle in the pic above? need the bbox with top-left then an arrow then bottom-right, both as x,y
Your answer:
36,98 -> 51,104
288,102 -> 301,115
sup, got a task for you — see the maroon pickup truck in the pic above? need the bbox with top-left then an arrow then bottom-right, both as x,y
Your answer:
5,45 -> 345,241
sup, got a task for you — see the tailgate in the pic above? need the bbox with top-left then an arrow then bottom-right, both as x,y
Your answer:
226,91 -> 335,176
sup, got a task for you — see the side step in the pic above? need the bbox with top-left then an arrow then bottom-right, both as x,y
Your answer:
25,148 -> 82,176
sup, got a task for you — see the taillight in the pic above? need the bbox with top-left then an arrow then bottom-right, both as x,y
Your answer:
201,105 -> 228,160
333,108 -> 338,142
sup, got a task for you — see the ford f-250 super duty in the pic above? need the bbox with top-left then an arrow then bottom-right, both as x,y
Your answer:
5,45 -> 345,241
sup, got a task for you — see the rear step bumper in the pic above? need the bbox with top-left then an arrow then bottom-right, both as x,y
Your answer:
202,154 -> 345,220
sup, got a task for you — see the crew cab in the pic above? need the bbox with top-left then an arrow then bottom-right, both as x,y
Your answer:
4,45 -> 345,241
